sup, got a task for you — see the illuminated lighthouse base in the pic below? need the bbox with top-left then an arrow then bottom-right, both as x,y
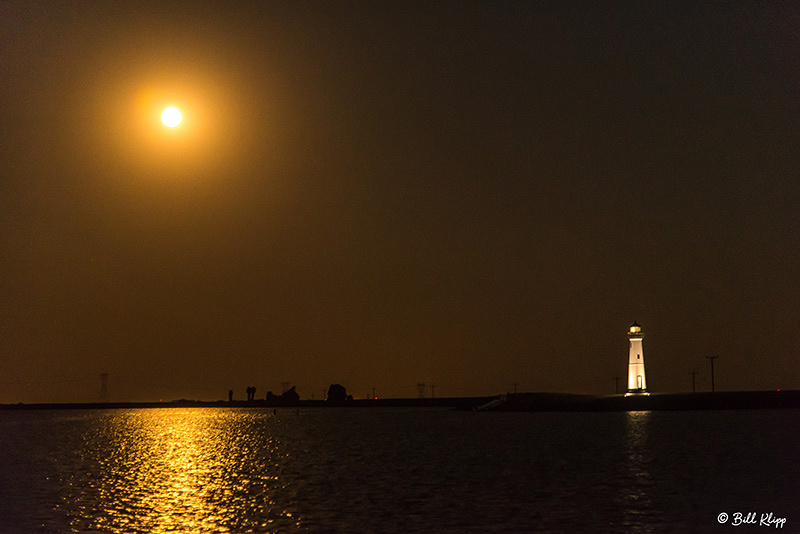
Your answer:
625,322 -> 649,396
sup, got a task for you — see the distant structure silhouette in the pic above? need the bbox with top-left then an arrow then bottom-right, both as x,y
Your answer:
246,386 -> 256,401
326,384 -> 351,403
99,373 -> 109,403
282,385 -> 300,403
266,385 -> 301,405
416,383 -> 426,398
228,389 -> 233,402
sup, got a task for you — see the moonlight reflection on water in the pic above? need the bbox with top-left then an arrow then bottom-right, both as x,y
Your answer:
67,409 -> 300,533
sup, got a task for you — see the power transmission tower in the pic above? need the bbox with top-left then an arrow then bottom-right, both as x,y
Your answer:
99,373 -> 109,403
705,356 -> 719,392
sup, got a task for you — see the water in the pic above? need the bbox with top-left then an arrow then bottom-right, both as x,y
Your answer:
0,408 -> 798,533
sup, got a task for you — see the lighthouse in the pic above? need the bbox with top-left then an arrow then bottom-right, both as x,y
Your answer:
626,322 -> 648,395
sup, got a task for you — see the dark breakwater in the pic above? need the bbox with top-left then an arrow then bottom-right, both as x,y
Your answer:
489,390 -> 800,411
0,396 -> 495,411
2,390 -> 800,411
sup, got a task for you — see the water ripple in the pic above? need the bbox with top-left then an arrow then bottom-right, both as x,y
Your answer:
2,408 -> 799,533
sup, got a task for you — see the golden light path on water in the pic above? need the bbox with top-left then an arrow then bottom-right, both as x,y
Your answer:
621,411 -> 654,530
68,409 -> 301,533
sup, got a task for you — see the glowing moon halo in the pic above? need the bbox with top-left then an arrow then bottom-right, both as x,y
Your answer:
161,106 -> 182,127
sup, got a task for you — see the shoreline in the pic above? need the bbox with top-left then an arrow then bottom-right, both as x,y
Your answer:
482,390 -> 800,411
0,396 -> 494,411
2,390 -> 800,411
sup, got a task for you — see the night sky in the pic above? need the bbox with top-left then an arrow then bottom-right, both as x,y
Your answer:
2,1 -> 799,403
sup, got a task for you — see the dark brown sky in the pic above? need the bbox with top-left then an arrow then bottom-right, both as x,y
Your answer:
2,1 -> 799,402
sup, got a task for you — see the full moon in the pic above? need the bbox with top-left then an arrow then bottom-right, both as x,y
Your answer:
161,107 -> 182,127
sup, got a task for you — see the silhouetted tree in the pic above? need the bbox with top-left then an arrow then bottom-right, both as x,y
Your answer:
326,384 -> 349,403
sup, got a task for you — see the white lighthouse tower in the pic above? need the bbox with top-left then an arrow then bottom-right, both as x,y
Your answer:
626,322 -> 648,395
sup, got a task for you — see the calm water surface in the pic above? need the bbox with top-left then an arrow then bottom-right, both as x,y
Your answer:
0,408 -> 798,533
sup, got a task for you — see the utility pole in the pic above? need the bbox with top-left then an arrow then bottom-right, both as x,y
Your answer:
706,356 -> 719,392
512,382 -> 518,394
689,370 -> 699,393
613,376 -> 621,394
